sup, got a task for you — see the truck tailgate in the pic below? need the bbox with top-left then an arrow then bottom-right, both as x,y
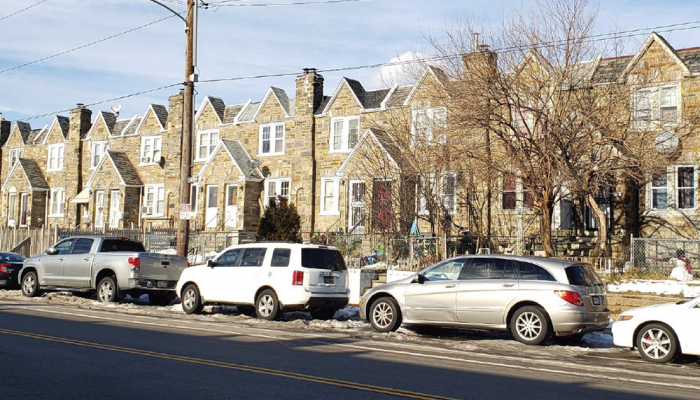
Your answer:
137,253 -> 187,282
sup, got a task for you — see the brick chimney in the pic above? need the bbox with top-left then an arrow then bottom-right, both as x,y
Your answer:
462,33 -> 498,79
295,68 -> 324,115
0,113 -> 10,148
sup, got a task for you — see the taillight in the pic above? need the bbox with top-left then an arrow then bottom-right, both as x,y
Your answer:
187,262 -> 191,268
128,257 -> 141,272
0,263 -> 10,273
292,270 -> 304,286
555,290 -> 584,307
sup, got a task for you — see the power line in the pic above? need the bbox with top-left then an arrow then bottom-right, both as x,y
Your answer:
15,18 -> 700,122
0,13 -> 184,75
198,20 -> 700,83
0,0 -> 49,22
208,0 -> 369,7
18,83 -> 183,121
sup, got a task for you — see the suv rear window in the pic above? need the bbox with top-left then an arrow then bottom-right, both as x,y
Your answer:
100,239 -> 146,253
301,248 -> 347,271
565,264 -> 603,287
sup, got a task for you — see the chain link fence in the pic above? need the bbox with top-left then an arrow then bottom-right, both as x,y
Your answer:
630,238 -> 700,276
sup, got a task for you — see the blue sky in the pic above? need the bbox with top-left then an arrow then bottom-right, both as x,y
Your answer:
2,0 -> 700,128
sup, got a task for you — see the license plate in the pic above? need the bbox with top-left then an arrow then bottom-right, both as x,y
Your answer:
592,296 -> 601,305
323,276 -> 334,284
157,281 -> 168,288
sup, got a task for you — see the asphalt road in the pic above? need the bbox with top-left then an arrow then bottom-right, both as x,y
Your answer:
0,298 -> 699,400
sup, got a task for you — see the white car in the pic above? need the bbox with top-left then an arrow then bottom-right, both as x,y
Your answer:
612,296 -> 700,363
176,243 -> 350,320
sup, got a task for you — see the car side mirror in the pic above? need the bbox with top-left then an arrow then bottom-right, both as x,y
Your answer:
412,274 -> 425,284
207,259 -> 215,268
46,247 -> 58,255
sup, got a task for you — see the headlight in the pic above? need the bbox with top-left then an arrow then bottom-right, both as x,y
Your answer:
617,315 -> 633,321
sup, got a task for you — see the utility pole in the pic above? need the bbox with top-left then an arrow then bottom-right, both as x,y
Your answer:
176,0 -> 196,257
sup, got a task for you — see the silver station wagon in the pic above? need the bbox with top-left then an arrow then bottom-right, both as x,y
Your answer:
359,255 -> 610,345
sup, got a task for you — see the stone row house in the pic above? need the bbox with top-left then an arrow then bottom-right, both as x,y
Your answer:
1,32 -> 699,242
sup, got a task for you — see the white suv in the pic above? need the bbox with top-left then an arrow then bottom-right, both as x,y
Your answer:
176,243 -> 350,320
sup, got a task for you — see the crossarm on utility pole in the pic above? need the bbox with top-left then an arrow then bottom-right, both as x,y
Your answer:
148,0 -> 187,23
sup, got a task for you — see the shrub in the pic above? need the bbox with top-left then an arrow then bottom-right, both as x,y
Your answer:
257,196 -> 302,242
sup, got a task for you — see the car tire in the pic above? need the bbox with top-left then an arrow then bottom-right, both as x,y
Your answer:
21,272 -> 40,298
149,292 -> 176,307
181,284 -> 203,315
369,297 -> 402,333
511,306 -> 550,345
310,308 -> 337,320
97,276 -> 119,303
636,323 -> 679,363
255,289 -> 280,321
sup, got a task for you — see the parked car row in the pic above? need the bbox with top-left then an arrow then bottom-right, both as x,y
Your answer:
2,239 -> 698,363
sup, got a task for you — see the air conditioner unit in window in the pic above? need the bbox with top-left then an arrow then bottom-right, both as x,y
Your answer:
141,157 -> 151,163
141,206 -> 153,215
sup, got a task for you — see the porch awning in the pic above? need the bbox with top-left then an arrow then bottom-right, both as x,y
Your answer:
71,188 -> 90,204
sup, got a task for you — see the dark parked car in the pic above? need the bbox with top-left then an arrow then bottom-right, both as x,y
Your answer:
0,252 -> 25,289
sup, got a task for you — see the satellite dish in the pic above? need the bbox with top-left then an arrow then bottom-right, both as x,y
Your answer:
110,105 -> 122,117
654,130 -> 679,154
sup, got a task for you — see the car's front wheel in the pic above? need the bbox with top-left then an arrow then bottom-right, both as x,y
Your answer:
181,284 -> 203,314
369,297 -> 401,332
511,306 -> 550,345
97,276 -> 119,303
636,323 -> 679,363
21,272 -> 40,297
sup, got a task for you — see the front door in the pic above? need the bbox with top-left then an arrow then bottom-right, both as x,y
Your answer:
95,191 -> 105,228
109,190 -> 120,228
205,185 -> 219,228
19,193 -> 29,227
404,258 -> 466,322
224,184 -> 238,228
372,179 -> 392,231
348,180 -> 366,234
456,257 -> 519,326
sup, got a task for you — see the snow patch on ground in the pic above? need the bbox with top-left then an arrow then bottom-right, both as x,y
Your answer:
608,280 -> 700,298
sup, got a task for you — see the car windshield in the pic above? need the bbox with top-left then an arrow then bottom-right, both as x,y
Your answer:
0,254 -> 25,262
100,239 -> 146,253
301,248 -> 347,271
565,264 -> 603,287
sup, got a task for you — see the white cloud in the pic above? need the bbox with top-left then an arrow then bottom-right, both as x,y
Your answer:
371,51 -> 425,89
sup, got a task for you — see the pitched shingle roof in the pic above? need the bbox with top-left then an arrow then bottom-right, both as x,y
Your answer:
27,128 -> 43,144
101,112 -> 117,133
591,56 -> 632,84
123,118 -> 142,136
15,121 -> 31,144
677,48 -> 700,74
385,86 -> 412,108
151,104 -> 168,127
315,96 -> 331,114
112,119 -> 131,136
238,102 -> 261,123
270,87 -> 292,116
0,120 -> 10,147
361,89 -> 391,109
208,97 -> 226,121
107,151 -> 142,186
18,159 -> 49,189
56,115 -> 70,139
221,140 -> 263,179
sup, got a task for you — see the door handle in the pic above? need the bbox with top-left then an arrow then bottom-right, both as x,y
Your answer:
445,284 -> 456,288
502,283 -> 515,287
83,257 -> 92,261
59,257 -> 65,261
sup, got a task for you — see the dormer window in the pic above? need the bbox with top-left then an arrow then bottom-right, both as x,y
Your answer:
632,84 -> 680,129
9,149 -> 23,171
330,117 -> 360,152
91,141 -> 109,168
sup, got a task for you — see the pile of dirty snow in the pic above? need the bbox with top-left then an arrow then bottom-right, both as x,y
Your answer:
607,279 -> 700,298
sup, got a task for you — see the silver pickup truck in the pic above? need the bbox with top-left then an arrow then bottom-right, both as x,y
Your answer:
18,236 -> 188,305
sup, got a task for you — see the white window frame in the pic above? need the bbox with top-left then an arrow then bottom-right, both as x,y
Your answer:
320,177 -> 340,215
329,116 -> 360,153
47,143 -> 65,172
348,180 -> 366,231
411,107 -> 447,145
676,165 -> 695,210
9,148 -> 23,172
140,136 -> 162,165
8,193 -> 17,227
195,129 -> 219,162
264,178 -> 291,208
91,141 -> 109,169
49,188 -> 66,217
650,171 -> 669,210
440,172 -> 457,215
418,172 -> 457,215
18,193 -> 29,227
632,84 -> 681,129
258,122 -> 285,156
143,184 -> 165,217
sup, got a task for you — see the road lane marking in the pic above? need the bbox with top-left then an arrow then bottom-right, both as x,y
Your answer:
2,300 -> 699,389
0,327 -> 460,400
